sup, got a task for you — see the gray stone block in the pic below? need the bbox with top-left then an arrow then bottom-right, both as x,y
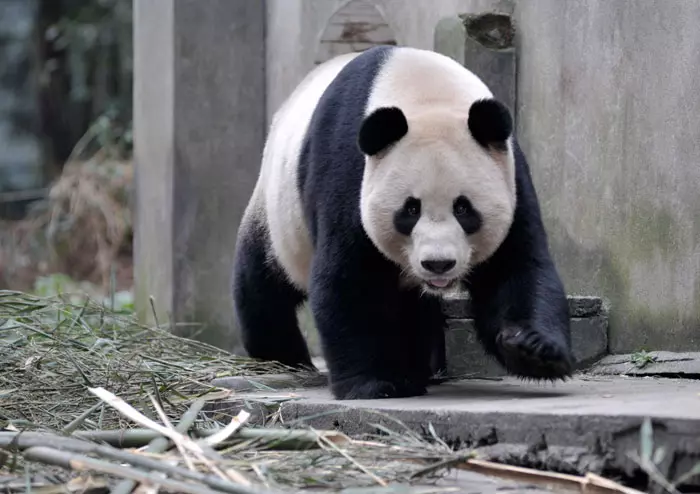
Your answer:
570,316 -> 609,368
442,295 -> 606,320
445,319 -> 507,378
434,16 -> 467,69
460,12 -> 516,117
445,314 -> 608,377
435,9 -> 516,117
569,296 -> 605,318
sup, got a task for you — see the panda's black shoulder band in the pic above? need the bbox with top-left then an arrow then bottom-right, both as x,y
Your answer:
357,106 -> 408,156
468,98 -> 513,150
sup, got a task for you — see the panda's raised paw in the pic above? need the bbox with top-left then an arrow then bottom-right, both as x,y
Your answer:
496,324 -> 573,380
330,375 -> 426,400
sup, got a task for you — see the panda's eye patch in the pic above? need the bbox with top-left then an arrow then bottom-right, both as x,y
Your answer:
453,195 -> 482,235
394,197 -> 421,236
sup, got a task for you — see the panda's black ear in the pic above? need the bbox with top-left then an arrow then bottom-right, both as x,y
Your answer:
357,107 -> 408,156
468,99 -> 512,150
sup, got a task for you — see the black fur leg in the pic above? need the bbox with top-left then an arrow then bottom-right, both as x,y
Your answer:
467,139 -> 573,381
399,289 -> 447,384
425,297 -> 448,380
308,247 -> 429,400
331,375 -> 426,400
469,263 -> 573,380
232,217 -> 314,370
496,322 -> 572,379
331,291 -> 446,399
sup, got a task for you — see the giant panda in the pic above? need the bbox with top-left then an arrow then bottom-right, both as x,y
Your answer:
232,45 -> 572,400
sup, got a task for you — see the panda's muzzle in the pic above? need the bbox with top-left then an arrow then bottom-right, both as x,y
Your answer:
421,259 -> 456,275
420,259 -> 459,290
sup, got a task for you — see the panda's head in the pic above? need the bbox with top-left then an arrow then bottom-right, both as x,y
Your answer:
358,99 -> 516,296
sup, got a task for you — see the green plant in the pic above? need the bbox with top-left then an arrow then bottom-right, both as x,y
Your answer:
631,350 -> 657,369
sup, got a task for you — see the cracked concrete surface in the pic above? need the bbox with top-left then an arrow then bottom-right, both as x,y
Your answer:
215,374 -> 700,490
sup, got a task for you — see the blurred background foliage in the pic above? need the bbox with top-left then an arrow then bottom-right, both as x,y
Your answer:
0,0 -> 134,303
38,0 -> 133,174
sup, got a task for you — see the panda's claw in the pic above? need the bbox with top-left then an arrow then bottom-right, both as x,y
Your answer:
496,324 -> 573,380
330,375 -> 426,400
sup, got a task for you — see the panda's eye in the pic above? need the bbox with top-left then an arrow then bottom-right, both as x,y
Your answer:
394,197 -> 421,236
453,195 -> 482,235
405,198 -> 421,216
453,197 -> 472,216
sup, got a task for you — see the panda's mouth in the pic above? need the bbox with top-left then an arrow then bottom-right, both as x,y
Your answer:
427,278 -> 452,288
424,278 -> 458,291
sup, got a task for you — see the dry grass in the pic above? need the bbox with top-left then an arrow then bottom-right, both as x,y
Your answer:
8,156 -> 133,291
1,114 -> 135,293
0,290 -> 292,433
0,290 -> 470,493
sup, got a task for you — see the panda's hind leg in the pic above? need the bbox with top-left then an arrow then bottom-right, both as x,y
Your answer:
232,216 -> 314,371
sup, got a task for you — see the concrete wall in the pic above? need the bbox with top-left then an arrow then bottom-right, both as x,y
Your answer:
314,0 -> 397,65
265,0 -> 512,123
133,0 -> 266,350
134,0 -> 700,355
514,0 -> 700,352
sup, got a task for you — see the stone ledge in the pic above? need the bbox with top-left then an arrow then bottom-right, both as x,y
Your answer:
443,295 -> 609,378
588,351 -> 700,377
219,376 -> 700,489
442,295 -> 606,320
445,314 -> 608,377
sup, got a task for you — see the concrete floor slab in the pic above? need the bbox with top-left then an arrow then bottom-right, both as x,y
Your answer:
273,375 -> 700,420
589,351 -> 700,377
217,375 -> 700,489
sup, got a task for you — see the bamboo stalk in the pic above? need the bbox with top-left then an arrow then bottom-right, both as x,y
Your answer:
61,401 -> 103,434
111,398 -> 205,494
1,433 -> 273,494
23,446 -> 223,494
71,426 -> 349,450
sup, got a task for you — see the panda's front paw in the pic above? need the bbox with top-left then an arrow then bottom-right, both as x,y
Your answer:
496,324 -> 573,380
330,375 -> 426,400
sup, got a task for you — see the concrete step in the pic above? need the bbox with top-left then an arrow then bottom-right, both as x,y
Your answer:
442,295 -> 609,378
213,374 -> 700,492
441,295 -> 605,320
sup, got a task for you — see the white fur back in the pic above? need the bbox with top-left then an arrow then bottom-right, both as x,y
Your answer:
246,52 -> 360,291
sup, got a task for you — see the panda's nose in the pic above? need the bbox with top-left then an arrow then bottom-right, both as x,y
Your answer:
421,259 -> 456,274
